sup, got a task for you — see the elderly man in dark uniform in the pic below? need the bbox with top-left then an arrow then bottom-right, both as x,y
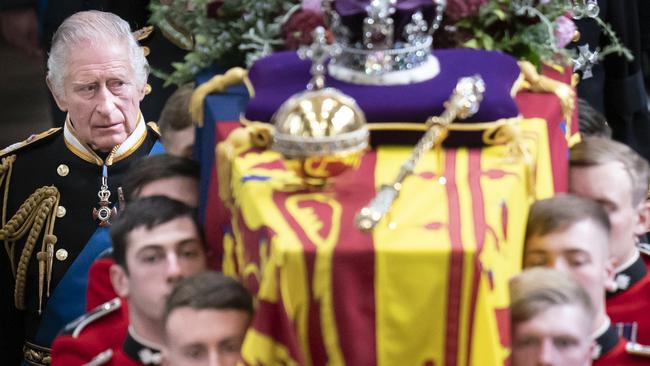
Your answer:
0,10 -> 162,365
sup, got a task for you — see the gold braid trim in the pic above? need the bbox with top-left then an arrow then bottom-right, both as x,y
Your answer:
0,186 -> 60,311
1,155 -> 16,271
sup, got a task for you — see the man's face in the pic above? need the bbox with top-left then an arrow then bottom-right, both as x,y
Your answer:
52,40 -> 144,152
163,307 -> 250,366
524,219 -> 613,315
112,216 -> 206,324
138,176 -> 199,208
511,304 -> 594,366
569,162 -> 645,264
164,126 -> 195,158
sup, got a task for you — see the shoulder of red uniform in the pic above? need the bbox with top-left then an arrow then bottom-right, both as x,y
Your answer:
82,348 -> 114,366
0,127 -> 62,158
59,297 -> 121,337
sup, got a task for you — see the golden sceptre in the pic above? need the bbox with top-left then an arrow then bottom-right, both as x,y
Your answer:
355,75 -> 486,232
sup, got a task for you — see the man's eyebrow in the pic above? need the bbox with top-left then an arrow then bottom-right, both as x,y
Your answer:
177,238 -> 201,246
135,244 -> 164,253
562,248 -> 590,255
524,248 -> 548,255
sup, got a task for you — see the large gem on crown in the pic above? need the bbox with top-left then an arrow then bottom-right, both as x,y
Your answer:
325,0 -> 446,85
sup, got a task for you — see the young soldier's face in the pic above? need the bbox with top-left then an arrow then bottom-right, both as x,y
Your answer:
112,216 -> 207,323
570,162 -> 647,264
163,307 -> 250,366
512,304 -> 594,366
524,219 -> 614,318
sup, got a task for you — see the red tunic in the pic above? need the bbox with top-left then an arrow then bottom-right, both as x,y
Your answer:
50,298 -> 128,366
593,322 -> 650,365
83,329 -> 162,365
105,348 -> 146,366
86,257 -> 118,311
607,248 -> 650,344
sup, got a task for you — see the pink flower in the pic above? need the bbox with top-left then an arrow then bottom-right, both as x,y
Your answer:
445,0 -> 488,21
554,15 -> 576,48
302,0 -> 322,13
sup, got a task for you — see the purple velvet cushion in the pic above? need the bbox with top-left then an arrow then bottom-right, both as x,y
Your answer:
244,48 -> 521,125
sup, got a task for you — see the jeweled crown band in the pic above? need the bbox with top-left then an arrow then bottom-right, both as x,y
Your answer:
323,0 -> 446,83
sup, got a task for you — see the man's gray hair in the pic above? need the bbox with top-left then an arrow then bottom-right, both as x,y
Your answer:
47,10 -> 149,97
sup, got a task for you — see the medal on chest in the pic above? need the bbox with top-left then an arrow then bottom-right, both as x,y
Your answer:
92,161 -> 118,226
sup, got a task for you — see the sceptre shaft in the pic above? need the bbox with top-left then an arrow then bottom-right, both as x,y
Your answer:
355,75 -> 486,232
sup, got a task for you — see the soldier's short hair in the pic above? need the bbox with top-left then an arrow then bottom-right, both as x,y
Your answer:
121,154 -> 199,202
163,271 -> 253,332
577,98 -> 611,138
110,196 -> 204,271
510,267 -> 595,328
47,10 -> 149,97
525,193 -> 610,246
570,136 -> 650,205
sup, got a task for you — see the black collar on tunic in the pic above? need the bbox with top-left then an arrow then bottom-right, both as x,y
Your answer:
123,328 -> 162,365
594,323 -> 620,360
607,253 -> 647,298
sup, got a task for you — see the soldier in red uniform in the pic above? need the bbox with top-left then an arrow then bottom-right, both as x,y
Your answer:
524,194 -> 650,364
570,136 -> 650,344
51,196 -> 207,365
86,154 -> 201,311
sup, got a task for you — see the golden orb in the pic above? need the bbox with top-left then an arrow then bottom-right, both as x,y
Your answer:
272,87 -> 369,186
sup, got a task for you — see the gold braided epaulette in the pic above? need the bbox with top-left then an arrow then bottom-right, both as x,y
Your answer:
147,121 -> 161,136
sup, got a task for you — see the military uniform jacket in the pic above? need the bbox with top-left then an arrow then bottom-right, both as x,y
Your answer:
607,247 -> 650,344
86,254 -> 118,311
80,328 -> 162,366
51,298 -> 128,366
593,322 -> 650,365
0,115 -> 160,365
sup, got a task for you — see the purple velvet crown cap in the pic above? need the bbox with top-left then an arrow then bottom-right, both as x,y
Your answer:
244,48 -> 521,125
333,0 -> 440,45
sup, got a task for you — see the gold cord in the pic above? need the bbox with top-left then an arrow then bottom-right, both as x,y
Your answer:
0,154 -> 61,311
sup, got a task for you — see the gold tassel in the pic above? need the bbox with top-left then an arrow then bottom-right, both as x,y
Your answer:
189,67 -> 248,127
518,61 -> 576,139
36,251 -> 46,314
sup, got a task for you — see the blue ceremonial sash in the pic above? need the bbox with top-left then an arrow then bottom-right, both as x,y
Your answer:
33,140 -> 164,347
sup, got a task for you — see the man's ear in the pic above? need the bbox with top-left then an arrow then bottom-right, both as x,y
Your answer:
46,77 -> 68,112
109,263 -> 130,298
633,200 -> 650,237
604,254 -> 618,292
139,83 -> 147,102
587,339 -> 597,362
